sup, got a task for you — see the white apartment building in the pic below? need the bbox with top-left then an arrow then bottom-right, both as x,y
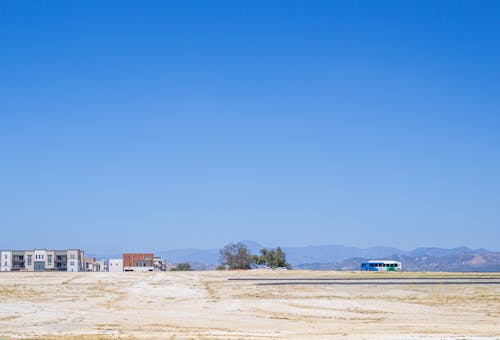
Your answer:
85,258 -> 107,272
25,250 -> 34,271
0,249 -> 85,272
46,250 -> 55,270
34,249 -> 46,271
67,249 -> 84,272
108,259 -> 123,272
1,251 -> 12,271
96,260 -> 107,272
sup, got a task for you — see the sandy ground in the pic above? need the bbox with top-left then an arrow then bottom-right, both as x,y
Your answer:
0,271 -> 499,339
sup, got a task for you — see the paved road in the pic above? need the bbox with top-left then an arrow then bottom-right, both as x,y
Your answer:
228,276 -> 500,286
255,280 -> 500,286
229,276 -> 500,281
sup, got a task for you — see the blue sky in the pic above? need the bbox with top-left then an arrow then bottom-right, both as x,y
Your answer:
1,1 -> 499,253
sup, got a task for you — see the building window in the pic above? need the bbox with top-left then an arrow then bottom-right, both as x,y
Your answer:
70,254 -> 75,259
27,255 -> 32,266
70,261 -> 75,266
48,255 -> 52,266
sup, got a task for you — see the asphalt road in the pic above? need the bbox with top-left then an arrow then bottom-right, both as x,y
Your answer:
255,280 -> 500,285
228,276 -> 500,286
229,276 -> 500,281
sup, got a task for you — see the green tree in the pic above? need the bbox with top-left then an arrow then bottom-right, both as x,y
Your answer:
219,242 -> 253,269
258,246 -> 291,269
171,262 -> 192,271
251,254 -> 261,265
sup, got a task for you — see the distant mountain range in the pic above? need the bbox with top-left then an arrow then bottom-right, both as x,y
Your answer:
90,241 -> 500,272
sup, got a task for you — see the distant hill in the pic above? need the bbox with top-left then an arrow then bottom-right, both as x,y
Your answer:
155,248 -> 220,264
282,245 -> 403,265
91,241 -> 499,272
296,250 -> 500,272
407,246 -> 475,257
153,242 -> 405,266
154,240 -> 265,264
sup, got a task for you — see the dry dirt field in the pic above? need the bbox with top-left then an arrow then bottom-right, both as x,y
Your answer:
0,271 -> 499,339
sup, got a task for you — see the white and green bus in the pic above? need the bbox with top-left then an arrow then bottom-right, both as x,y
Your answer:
361,260 -> 401,271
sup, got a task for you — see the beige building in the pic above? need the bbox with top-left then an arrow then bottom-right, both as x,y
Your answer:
0,249 -> 85,272
67,249 -> 84,272
85,258 -> 106,272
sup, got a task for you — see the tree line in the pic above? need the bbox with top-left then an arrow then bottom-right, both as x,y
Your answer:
218,242 -> 291,270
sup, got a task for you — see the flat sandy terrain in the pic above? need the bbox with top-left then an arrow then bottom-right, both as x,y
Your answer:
0,271 -> 498,339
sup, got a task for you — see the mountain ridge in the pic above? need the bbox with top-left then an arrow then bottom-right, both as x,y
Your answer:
152,241 -> 498,269
88,241 -> 499,272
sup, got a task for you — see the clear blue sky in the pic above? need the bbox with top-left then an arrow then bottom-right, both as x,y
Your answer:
1,1 -> 499,253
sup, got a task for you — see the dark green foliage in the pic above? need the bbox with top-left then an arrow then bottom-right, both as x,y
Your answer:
219,242 -> 253,269
219,243 -> 291,270
258,246 -> 291,269
251,255 -> 261,265
171,262 -> 192,271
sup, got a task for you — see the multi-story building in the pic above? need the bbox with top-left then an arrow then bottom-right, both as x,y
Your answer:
85,257 -> 96,271
46,250 -> 55,271
96,260 -> 107,272
34,249 -> 46,271
67,249 -> 84,272
54,250 -> 67,271
0,249 -> 85,272
11,251 -> 25,271
1,251 -> 12,271
25,250 -> 34,271
108,259 -> 123,272
123,253 -> 154,272
84,258 -> 106,272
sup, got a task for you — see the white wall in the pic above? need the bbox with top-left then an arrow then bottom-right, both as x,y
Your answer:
108,259 -> 123,272
67,250 -> 81,272
34,249 -> 46,262
96,260 -> 107,272
46,250 -> 55,270
1,251 -> 12,271
25,251 -> 34,271
67,259 -> 80,272
33,249 -> 47,271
